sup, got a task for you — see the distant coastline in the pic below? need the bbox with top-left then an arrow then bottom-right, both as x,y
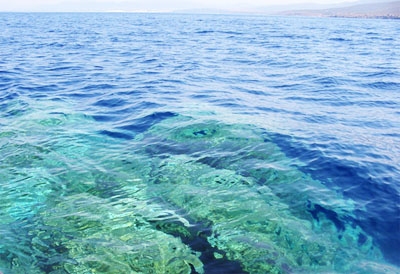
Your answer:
1,1 -> 398,19
277,1 -> 400,19
174,1 -> 400,19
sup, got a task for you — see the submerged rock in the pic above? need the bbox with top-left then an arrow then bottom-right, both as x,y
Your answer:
0,113 -> 392,273
41,192 -> 204,274
138,115 -> 385,273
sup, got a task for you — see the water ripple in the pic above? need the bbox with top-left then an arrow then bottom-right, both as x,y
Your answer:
0,13 -> 399,273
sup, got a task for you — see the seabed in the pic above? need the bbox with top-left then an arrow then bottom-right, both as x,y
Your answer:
0,112 -> 395,273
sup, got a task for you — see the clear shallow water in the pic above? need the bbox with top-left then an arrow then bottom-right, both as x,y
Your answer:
0,13 -> 399,273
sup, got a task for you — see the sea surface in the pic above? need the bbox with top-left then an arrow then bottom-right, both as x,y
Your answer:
0,13 -> 399,273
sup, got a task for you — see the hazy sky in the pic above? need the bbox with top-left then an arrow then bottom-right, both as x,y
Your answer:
0,0 -> 365,12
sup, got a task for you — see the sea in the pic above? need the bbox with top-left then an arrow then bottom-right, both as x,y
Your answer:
0,12 -> 399,273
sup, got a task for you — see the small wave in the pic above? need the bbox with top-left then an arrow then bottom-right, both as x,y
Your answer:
118,111 -> 177,134
92,98 -> 128,108
99,130 -> 133,140
46,65 -> 83,72
195,30 -> 214,34
363,81 -> 400,90
82,83 -> 117,91
328,37 -> 350,42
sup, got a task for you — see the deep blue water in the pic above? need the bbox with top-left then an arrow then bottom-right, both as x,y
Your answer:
0,13 -> 399,273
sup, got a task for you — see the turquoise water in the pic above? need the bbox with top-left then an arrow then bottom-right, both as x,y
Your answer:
1,13 -> 399,273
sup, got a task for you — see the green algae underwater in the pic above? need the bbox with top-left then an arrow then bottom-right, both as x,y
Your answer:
0,111 -> 396,274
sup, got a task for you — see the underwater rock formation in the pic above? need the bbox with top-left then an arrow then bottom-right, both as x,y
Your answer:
0,112 -> 394,273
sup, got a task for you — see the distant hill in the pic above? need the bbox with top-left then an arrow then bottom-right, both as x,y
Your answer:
279,1 -> 400,19
174,1 -> 399,19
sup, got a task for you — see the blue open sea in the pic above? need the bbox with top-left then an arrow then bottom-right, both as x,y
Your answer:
0,13 -> 399,273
